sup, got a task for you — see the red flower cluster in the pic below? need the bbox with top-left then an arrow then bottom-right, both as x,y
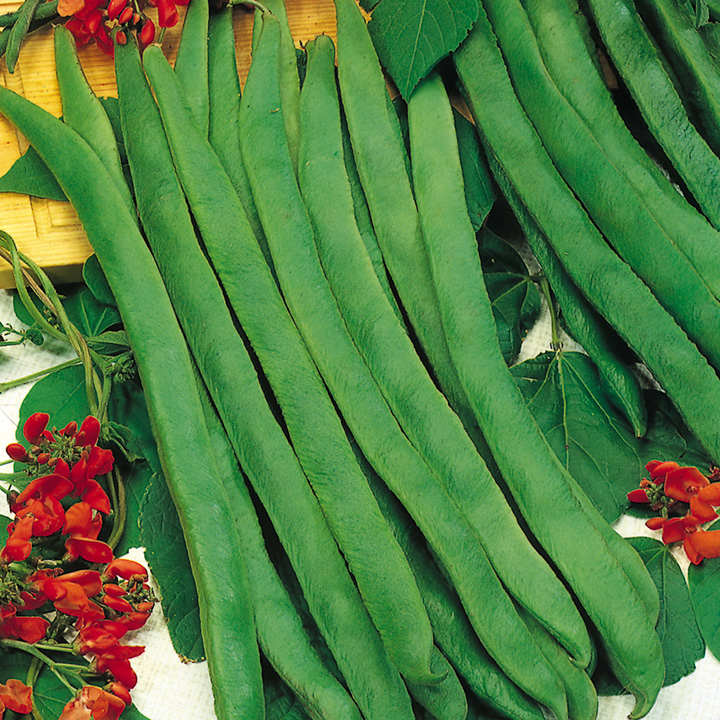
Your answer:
1,415 -> 155,718
628,461 -> 720,564
57,0 -> 190,55
0,678 -> 33,717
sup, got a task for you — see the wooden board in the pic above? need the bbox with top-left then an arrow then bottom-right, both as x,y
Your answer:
0,0 -> 338,288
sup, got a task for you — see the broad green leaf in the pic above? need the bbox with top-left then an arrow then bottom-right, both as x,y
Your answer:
689,518 -> 720,659
453,109 -> 495,230
86,330 -> 130,356
82,254 -> 116,307
140,473 -> 204,662
368,0 -> 480,99
109,378 -> 159,471
596,537 -> 704,693
63,288 -> 120,337
479,229 -> 541,365
0,144 -> 66,201
16,364 -> 90,444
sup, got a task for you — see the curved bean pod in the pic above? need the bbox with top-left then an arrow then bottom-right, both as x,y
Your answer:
0,83 -> 262,720
53,25 -> 134,217
143,40 -> 415,718
115,37 -> 394,720
407,647 -> 468,720
415,58 -> 664,717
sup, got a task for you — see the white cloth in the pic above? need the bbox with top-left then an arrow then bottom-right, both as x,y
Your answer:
0,289 -> 717,719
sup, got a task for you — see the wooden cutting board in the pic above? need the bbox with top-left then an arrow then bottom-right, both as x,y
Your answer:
0,0 -> 337,288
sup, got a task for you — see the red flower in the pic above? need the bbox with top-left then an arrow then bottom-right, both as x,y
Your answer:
0,614 -> 49,643
52,570 -> 103,598
664,466 -> 709,502
59,685 -> 126,720
103,594 -> 132,614
106,682 -> 131,706
59,421 -> 78,437
66,537 -> 114,564
690,495 -> 719,523
76,417 -> 101,447
646,460 -> 680,482
5,443 -> 28,462
103,559 -> 148,582
44,580 -> 101,619
685,529 -> 720,565
95,656 -> 138,689
81,481 -> 111,515
23,413 -> 49,445
77,624 -> 121,655
86,446 -> 114,480
148,0 -> 179,28
13,473 -> 74,508
627,488 -> 650,503
660,514 -> 701,544
0,678 -> 33,714
1,516 -> 34,562
64,502 -> 102,539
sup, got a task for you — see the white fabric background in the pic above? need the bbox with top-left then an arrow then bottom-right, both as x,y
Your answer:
0,288 -> 718,720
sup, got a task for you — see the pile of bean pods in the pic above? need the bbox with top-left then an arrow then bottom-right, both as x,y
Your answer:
3,0 -> 720,717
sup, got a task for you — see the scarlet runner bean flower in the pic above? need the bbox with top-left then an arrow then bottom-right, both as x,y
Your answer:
1,414 -> 156,716
628,460 -> 720,564
0,678 -> 33,716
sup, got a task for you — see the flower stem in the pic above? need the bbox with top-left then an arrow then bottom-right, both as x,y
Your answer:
0,358 -> 82,393
107,467 -> 127,551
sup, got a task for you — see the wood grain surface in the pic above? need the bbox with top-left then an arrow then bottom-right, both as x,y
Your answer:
0,0 -> 337,288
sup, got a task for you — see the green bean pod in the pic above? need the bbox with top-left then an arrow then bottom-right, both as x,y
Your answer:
489,155 -> 647,440
519,608 -> 598,720
207,6 -> 269,264
339,107 -> 400,318
634,0 -> 720,156
53,25 -> 134,218
174,0 -> 209,136
142,41 -> 416,718
331,0 -> 591,670
583,0 -> 720,228
407,647 -> 468,720
365,457 -> 546,720
197,384 -> 363,720
521,0 -> 720,305
252,0 -> 300,170
332,0 -> 474,424
484,0 -> 720,371
412,62 -> 663,717
0,83 -> 262,720
116,37 -> 401,720
5,0 -> 40,73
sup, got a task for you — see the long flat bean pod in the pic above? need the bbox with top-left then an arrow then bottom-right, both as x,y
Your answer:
485,0 -> 720,371
583,0 -> 720,228
489,155 -> 647,440
53,25 -> 134,218
207,6 -> 269,263
0,84 -> 262,720
292,33 -> 570,713
407,647 -> 467,720
197,384 -> 363,720
143,42 -> 416,718
252,0 -> 300,170
115,37 -> 397,720
297,28 -> 589,680
332,0 -> 474,425
5,0 -> 40,73
174,0 -> 209,136
364,456 -> 546,720
519,608 -> 598,720
634,0 -> 720,156
415,62 -> 664,718
522,0 -> 720,304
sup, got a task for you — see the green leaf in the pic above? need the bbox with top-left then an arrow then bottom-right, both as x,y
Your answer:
368,0 -> 480,99
140,473 -> 204,662
454,109 -> 495,231
82,254 -> 116,307
114,459 -> 151,556
86,330 -> 130,356
596,537 -> 704,694
689,518 -> 720,659
63,288 -> 120,337
0,145 -> 66,201
479,229 -> 541,365
16,364 -> 90,444
109,378 -> 159,471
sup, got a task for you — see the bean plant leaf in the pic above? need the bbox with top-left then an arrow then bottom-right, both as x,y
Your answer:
114,459 -> 151,556
511,351 -> 712,523
0,144 -> 66,201
595,537 -> 704,694
140,473 -> 204,662
367,0 -> 480,99
16,364 -> 90,444
109,378 -> 159,471
454,109 -> 495,230
479,229 -> 541,365
63,287 -> 121,337
689,518 -> 720,658
82,254 -> 116,307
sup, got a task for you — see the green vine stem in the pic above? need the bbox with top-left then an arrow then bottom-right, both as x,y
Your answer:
106,467 -> 127,551
0,357 -> 82,393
